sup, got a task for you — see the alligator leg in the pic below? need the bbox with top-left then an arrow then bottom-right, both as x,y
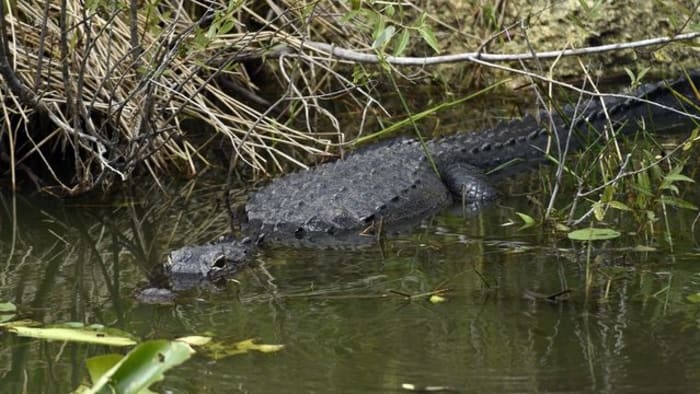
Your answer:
440,162 -> 499,205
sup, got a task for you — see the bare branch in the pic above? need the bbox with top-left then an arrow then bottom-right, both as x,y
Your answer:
294,32 -> 700,65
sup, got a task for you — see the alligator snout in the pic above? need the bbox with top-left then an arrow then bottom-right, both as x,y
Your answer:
165,237 -> 256,290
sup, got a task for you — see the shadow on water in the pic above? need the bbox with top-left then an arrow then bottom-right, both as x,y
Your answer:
2,174 -> 700,392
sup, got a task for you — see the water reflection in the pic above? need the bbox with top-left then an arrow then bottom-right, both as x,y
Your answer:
1,185 -> 700,393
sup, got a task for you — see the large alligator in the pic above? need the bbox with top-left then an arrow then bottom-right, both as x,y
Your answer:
163,70 -> 700,292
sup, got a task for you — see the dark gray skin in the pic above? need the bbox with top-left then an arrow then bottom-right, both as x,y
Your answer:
163,70 -> 700,292
165,237 -> 256,291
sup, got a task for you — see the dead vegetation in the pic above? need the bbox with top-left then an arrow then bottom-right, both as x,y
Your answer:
0,0 -> 380,195
0,0 -> 697,195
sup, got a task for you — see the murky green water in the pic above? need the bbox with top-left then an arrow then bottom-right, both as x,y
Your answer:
2,177 -> 700,393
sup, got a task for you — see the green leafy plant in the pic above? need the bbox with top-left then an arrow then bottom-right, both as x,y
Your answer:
0,318 -> 283,394
78,340 -> 195,394
344,2 -> 441,56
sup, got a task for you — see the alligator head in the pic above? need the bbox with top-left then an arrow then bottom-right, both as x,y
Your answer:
165,236 -> 257,290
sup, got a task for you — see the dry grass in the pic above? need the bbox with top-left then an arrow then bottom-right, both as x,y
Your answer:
0,0 -> 390,195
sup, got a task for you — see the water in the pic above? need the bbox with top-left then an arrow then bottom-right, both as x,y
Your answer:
2,175 -> 700,393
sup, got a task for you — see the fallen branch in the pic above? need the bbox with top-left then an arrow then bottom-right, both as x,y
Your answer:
273,31 -> 700,123
294,31 -> 700,65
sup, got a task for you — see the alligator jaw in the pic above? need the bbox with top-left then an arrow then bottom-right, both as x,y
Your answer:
165,238 -> 255,290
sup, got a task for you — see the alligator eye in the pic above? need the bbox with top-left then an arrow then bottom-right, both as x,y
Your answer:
212,254 -> 227,269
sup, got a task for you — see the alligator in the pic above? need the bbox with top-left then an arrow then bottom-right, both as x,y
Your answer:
162,70 -> 700,292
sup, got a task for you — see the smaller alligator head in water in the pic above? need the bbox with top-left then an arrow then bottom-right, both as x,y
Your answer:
165,236 -> 258,290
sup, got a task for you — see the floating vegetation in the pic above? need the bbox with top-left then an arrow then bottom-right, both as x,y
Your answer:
5,324 -> 138,347
0,302 -> 16,323
78,340 -> 195,394
0,318 -> 284,393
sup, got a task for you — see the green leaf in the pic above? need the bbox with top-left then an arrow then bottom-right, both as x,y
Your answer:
218,20 -> 235,35
191,29 -> 211,50
593,201 -> 605,221
84,0 -> 100,12
206,20 -> 219,39
429,295 -> 446,304
635,171 -> 652,196
624,67 -> 635,84
86,354 -> 124,384
393,29 -> 410,56
554,222 -> 571,232
515,212 -> 536,229
608,201 -> 632,211
385,4 -> 395,16
645,210 -> 657,222
687,293 -> 700,303
372,25 -> 395,49
0,302 -> 16,323
660,166 -> 694,191
372,15 -> 386,41
683,127 -> 699,150
417,26 -> 440,53
6,324 -> 136,346
662,173 -> 695,185
660,195 -> 698,210
567,228 -> 621,241
0,314 -> 15,323
0,319 -> 38,328
84,340 -> 194,394
636,66 -> 650,81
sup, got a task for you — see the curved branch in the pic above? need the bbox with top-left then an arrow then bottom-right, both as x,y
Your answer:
296,31 -> 700,65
